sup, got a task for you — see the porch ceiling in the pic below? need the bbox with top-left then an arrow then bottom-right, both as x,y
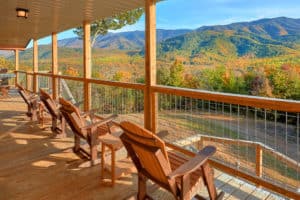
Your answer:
0,0 -> 144,49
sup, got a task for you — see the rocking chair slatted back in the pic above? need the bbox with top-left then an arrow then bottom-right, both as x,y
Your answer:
59,97 -> 87,138
16,83 -> 31,106
39,89 -> 58,118
16,83 -> 38,121
120,121 -> 176,193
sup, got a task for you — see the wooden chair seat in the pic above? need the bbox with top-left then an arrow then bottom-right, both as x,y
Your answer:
0,85 -> 10,98
168,151 -> 205,196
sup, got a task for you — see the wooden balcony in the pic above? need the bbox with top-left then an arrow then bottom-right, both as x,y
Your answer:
1,1 -> 300,199
0,92 -> 287,199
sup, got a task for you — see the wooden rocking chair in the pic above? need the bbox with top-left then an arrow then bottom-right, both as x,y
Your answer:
120,121 -> 224,200
39,89 -> 66,137
59,97 -> 119,165
16,83 -> 39,121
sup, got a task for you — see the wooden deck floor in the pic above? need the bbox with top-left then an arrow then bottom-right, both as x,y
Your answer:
0,92 -> 288,200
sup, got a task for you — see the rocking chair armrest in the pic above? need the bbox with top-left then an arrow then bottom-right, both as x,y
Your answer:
54,99 -> 60,105
156,130 -> 169,139
81,114 -> 118,130
101,114 -> 118,122
80,108 -> 99,118
28,94 -> 38,100
167,146 -> 216,179
92,114 -> 118,121
73,100 -> 84,107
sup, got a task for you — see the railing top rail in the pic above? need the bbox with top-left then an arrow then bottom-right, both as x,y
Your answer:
15,70 -> 28,73
152,85 -> 300,113
88,78 -> 145,90
17,71 -> 145,90
36,72 -> 52,77
55,74 -> 84,82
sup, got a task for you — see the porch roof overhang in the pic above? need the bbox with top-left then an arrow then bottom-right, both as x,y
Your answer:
0,0 -> 145,50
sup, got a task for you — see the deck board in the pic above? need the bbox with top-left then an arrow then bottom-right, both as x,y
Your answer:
0,93 -> 288,200
228,182 -> 256,200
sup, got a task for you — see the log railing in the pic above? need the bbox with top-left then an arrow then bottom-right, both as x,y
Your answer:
14,70 -> 300,199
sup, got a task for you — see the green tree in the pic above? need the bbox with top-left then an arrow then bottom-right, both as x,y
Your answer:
157,67 -> 169,85
222,71 -> 247,94
199,66 -> 225,91
74,8 -> 144,47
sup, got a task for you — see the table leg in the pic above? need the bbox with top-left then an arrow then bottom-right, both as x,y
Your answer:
101,143 -> 105,180
111,146 -> 115,186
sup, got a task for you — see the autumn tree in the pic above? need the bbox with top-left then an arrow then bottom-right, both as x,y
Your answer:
74,8 -> 144,47
168,60 -> 185,87
0,57 -> 13,70
112,71 -> 132,82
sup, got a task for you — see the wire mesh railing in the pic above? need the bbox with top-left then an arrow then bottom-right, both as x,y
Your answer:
90,83 -> 144,126
157,92 -> 300,193
16,71 -> 27,88
26,73 -> 34,92
37,74 -> 52,93
58,78 -> 84,108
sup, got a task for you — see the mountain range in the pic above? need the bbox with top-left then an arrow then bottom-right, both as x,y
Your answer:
158,17 -> 300,58
3,17 -> 300,59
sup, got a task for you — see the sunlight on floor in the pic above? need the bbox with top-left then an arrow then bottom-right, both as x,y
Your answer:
10,133 -> 48,139
32,160 -> 57,168
2,122 -> 17,126
49,151 -> 78,160
15,139 -> 28,145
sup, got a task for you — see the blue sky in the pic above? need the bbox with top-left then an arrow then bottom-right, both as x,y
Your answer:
35,0 -> 300,46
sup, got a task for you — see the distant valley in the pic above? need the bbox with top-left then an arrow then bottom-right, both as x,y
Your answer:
2,17 -> 300,100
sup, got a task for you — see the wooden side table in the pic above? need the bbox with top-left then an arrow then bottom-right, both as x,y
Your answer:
0,85 -> 10,98
100,133 -> 124,186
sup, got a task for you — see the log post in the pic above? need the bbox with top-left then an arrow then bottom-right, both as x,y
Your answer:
15,49 -> 19,85
83,22 -> 91,111
52,33 -> 58,99
33,39 -> 38,93
144,0 -> 157,132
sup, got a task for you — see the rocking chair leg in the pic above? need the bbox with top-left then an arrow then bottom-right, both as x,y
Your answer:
61,117 -> 66,136
52,118 -> 57,132
27,106 -> 31,116
31,101 -> 38,121
39,104 -> 44,127
73,135 -> 80,152
90,143 -> 98,165
138,173 -> 147,200
32,108 -> 38,121
202,162 -> 220,200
